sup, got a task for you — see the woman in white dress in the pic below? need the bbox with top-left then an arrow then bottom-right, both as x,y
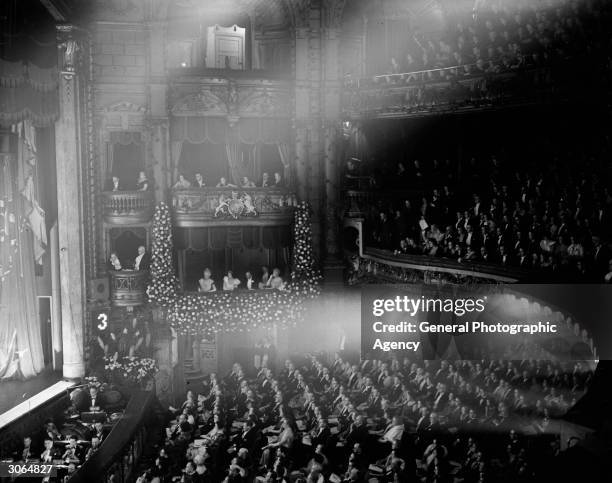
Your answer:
223,270 -> 241,291
267,268 -> 285,290
109,252 -> 122,271
198,268 -> 216,292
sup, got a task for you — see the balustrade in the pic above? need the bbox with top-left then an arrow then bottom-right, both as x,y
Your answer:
171,187 -> 297,227
101,191 -> 154,225
109,270 -> 149,307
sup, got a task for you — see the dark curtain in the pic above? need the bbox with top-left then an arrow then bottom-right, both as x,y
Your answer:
178,142 -> 228,184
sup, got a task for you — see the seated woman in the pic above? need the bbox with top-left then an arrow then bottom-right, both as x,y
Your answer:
241,176 -> 256,188
266,268 -> 285,290
260,418 -> 295,468
173,173 -> 191,190
108,252 -> 122,271
203,415 -> 226,447
223,270 -> 241,291
136,171 -> 149,191
216,176 -> 237,188
198,268 -> 217,292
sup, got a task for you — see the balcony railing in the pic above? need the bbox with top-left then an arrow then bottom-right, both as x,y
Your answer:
171,188 -> 297,227
109,270 -> 149,307
343,189 -> 424,218
101,191 -> 154,225
342,56 -> 568,119
351,248 -> 528,284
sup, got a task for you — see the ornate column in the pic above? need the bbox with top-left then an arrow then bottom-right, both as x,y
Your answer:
321,0 -> 347,282
146,14 -> 170,201
288,0 -> 312,201
55,25 -> 86,380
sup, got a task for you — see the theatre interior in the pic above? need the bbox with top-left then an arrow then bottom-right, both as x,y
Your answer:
0,0 -> 611,481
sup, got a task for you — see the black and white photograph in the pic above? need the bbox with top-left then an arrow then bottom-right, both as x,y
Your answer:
0,0 -> 611,481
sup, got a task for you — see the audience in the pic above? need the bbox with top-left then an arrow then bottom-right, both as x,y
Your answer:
375,0 -> 611,83
197,266 -> 285,293
359,147 -> 611,282
135,352 -> 593,482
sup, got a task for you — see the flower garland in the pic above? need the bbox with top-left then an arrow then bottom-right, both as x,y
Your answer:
147,202 -> 179,307
103,356 -> 158,385
167,202 -> 322,336
287,201 -> 322,299
168,290 -> 306,337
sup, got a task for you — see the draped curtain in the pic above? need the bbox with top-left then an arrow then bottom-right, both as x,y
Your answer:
171,140 -> 184,184
0,59 -> 58,128
171,117 -> 291,186
277,142 -> 291,185
225,143 -> 243,186
0,154 -> 45,380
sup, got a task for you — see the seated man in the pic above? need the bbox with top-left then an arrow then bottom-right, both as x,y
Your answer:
273,172 -> 284,187
61,436 -> 82,464
85,436 -> 101,460
173,173 -> 191,190
16,436 -> 34,462
80,386 -> 106,412
217,176 -> 237,188
241,176 -> 256,188
194,172 -> 206,188
40,438 -> 61,463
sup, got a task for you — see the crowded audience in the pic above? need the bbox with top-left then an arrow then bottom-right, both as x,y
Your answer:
357,146 -> 611,282
378,0 -> 611,82
133,351 -> 593,482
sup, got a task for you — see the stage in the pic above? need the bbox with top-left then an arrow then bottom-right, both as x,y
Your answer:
0,369 -> 62,417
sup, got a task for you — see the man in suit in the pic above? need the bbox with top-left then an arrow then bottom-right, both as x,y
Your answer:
194,173 -> 206,188
40,439 -> 61,463
232,420 -> 260,455
82,386 -> 106,412
345,415 -> 369,449
16,436 -> 34,461
273,172 -> 284,187
134,245 -> 151,271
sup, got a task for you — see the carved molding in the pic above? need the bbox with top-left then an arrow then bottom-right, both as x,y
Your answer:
104,101 -> 146,113
171,83 -> 290,118
239,87 -> 290,116
323,0 -> 347,30
171,89 -> 228,116
56,25 -> 81,79
284,0 -> 311,29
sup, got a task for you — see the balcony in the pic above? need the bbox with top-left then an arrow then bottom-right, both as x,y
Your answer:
342,188 -> 424,218
342,64 -> 560,120
171,188 -> 297,228
109,270 -> 149,307
356,247 -> 528,284
101,191 -> 154,225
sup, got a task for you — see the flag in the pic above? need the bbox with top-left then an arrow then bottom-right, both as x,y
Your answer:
16,120 -> 47,265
